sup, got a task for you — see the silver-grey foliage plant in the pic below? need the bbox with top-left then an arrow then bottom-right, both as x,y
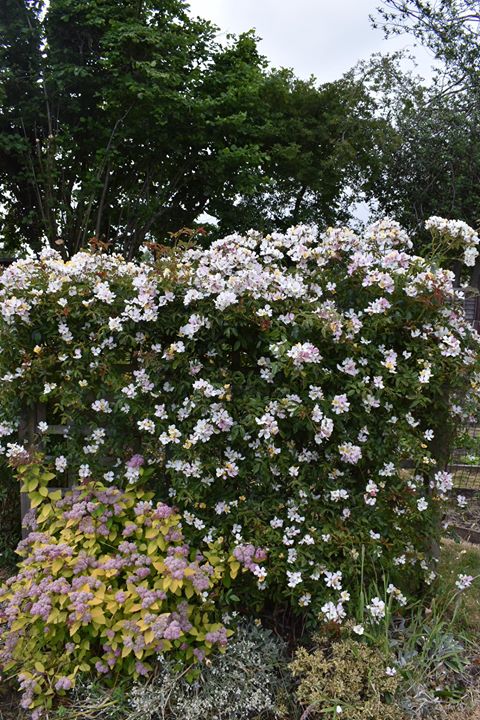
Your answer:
127,624 -> 289,720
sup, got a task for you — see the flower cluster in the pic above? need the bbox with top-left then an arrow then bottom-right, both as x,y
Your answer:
0,217 -> 478,637
425,215 -> 480,266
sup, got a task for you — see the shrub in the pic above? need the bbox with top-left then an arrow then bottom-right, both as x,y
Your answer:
0,458 -> 233,716
128,623 -> 289,720
290,636 -> 405,719
0,218 -> 478,623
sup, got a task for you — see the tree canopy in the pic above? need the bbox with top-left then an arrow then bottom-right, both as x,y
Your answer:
0,0 -> 384,257
374,0 -> 480,96
358,56 -> 480,241
371,3 -> 480,259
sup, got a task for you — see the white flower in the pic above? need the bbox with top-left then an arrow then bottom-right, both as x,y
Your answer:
137,418 -> 155,434
256,304 -> 272,317
55,455 -> 68,472
434,470 -> 453,494
178,313 -> 207,338
364,480 -> 379,506
94,281 -> 115,304
270,516 -> 284,529
286,571 -> 302,588
456,574 -> 474,591
387,584 -> 407,606
287,548 -> 297,564
417,497 -> 429,512
337,358 -> 358,376
385,666 -> 397,676
215,290 -> 237,311
43,382 -> 57,395
352,624 -> 364,635
324,570 -> 343,590
314,416 -> 334,444
419,366 -> 432,384
154,404 -> 168,419
330,489 -> 349,502
159,425 -> 181,445
457,494 -> 467,508
108,317 -> 123,331
91,399 -> 112,413
37,421 -> 49,433
287,342 -> 322,367
321,601 -> 346,623
331,393 -> 350,414
464,245 -> 478,266
255,413 -> 279,440
0,423 -> 14,437
5,443 -> 29,461
338,442 -> 362,464
366,596 -> 386,622
298,593 -> 311,606
381,349 -> 397,373
405,412 -> 419,428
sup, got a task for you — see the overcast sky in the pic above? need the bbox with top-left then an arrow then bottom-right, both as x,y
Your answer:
187,0 -> 434,84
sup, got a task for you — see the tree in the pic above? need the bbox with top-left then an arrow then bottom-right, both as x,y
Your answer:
0,0 -> 269,257
0,0 -> 385,257
373,1 -> 480,97
372,88 -> 480,237
355,53 -> 480,280
369,4 -> 480,252
211,68 -> 388,235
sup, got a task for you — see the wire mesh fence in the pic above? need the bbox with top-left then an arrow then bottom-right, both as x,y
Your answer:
448,418 -> 480,490
449,463 -> 480,491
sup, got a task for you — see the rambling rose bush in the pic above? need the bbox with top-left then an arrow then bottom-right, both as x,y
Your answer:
0,217 -> 478,630
0,458 -> 233,716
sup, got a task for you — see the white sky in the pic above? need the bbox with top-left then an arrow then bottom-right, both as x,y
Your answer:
187,0 -> 435,84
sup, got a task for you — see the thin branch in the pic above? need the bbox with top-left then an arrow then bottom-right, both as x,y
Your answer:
78,108 -> 132,252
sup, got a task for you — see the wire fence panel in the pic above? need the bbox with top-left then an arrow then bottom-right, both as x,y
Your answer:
449,464 -> 480,491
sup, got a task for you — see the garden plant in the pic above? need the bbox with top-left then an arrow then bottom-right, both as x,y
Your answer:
0,215 -> 479,716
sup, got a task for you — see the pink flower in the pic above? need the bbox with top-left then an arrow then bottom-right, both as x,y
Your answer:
126,454 -> 144,469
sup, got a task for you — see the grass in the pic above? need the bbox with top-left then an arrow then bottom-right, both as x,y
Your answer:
438,539 -> 480,637
434,539 -> 480,719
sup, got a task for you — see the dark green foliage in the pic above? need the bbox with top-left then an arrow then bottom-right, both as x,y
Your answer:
373,90 -> 480,240
0,463 -> 20,571
355,50 -> 480,264
211,69 -> 386,236
0,0 -> 384,257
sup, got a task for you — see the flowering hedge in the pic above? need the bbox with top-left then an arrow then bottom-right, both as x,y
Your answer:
0,218 -> 478,672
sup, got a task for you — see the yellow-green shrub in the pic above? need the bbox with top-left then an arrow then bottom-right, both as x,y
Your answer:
290,636 -> 405,719
0,459 -> 230,716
